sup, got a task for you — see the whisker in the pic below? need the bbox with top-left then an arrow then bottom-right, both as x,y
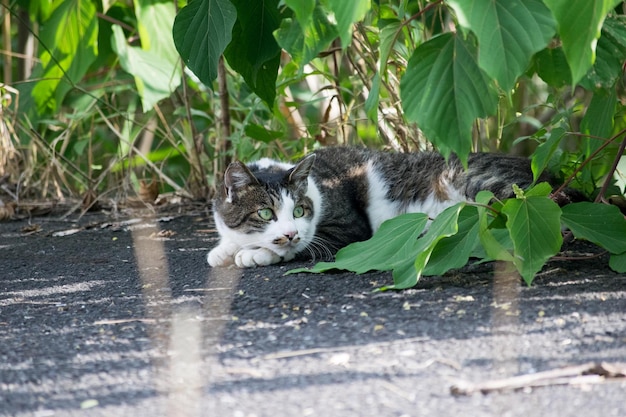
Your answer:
302,236 -> 336,262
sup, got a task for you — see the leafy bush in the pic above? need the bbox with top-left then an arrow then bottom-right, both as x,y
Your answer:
2,0 -> 625,284
172,0 -> 626,284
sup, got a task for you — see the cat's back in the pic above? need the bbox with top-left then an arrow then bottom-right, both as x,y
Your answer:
309,146 -> 372,178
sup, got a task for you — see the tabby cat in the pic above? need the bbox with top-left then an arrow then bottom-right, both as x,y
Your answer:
208,147 -> 578,268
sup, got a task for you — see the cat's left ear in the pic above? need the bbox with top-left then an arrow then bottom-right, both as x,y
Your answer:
288,154 -> 316,185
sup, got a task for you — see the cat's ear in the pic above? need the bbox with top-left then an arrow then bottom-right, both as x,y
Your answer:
288,154 -> 316,185
224,161 -> 258,201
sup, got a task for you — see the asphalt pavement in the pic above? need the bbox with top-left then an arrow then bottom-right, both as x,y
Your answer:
1,210 -> 625,417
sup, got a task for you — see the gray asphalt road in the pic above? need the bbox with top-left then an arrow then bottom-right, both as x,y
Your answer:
1,211 -> 625,417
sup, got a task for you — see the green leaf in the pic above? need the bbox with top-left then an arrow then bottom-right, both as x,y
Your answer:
447,0 -> 555,92
135,0 -> 179,57
224,0 -> 282,106
378,21 -> 403,75
525,182 -> 553,198
543,0 -> 621,85
579,89 -> 617,187
111,26 -> 179,111
274,6 -> 339,66
283,0 -> 315,29
287,213 -> 429,277
581,16 -> 626,90
561,202 -> 626,254
244,124 -> 283,143
365,21 -> 403,121
324,0 -> 370,47
471,228 -> 514,261
364,72 -> 380,121
173,0 -> 237,86
531,127 -> 566,182
400,33 -> 499,163
113,0 -> 182,111
609,252 -> 626,273
406,204 -> 467,288
533,46 -> 572,87
29,0 -> 98,115
476,191 -> 516,263
423,205 -> 480,276
501,196 -> 563,285
581,89 -> 616,144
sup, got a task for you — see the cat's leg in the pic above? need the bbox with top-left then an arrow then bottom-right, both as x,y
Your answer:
207,240 -> 240,267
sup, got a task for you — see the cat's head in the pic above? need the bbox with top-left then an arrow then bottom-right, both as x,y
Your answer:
213,155 -> 319,259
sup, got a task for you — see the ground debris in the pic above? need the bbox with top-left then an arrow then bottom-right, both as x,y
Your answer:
451,362 -> 626,395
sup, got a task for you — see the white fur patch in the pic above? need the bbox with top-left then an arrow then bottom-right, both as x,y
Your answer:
253,158 -> 294,171
304,176 -> 323,240
405,176 -> 467,220
366,162 -> 468,233
366,161 -> 401,232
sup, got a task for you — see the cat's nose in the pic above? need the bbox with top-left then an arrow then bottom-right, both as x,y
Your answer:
284,230 -> 298,241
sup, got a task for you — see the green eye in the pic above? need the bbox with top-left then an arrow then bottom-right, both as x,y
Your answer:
293,205 -> 305,218
257,208 -> 274,221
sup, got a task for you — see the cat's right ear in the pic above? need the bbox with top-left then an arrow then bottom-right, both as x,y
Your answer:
223,161 -> 258,202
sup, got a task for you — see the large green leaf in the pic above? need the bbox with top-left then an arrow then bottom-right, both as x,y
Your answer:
112,0 -> 181,111
400,33 -> 499,163
287,213 -> 429,277
274,6 -> 339,66
561,202 -> 626,254
324,0 -> 370,47
172,0 -> 237,86
543,0 -> 621,85
223,0 -> 282,106
30,0 -> 98,115
501,193 -> 563,285
447,0 -> 555,92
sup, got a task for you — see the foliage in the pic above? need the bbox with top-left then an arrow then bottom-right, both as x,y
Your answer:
1,0 -> 626,285
290,185 -> 626,288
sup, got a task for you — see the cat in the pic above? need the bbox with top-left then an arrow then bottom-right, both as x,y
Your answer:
207,146 -> 580,268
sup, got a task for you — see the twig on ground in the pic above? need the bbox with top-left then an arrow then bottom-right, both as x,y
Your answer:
451,362 -> 626,396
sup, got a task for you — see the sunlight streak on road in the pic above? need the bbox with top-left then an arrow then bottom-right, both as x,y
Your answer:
131,218 -> 241,417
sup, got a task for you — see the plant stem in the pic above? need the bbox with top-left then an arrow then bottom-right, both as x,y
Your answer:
217,55 -> 231,169
553,127 -> 626,197
595,132 -> 626,203
2,0 -> 12,85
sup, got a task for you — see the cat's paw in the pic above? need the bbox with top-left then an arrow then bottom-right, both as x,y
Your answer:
234,248 -> 282,267
207,242 -> 239,267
